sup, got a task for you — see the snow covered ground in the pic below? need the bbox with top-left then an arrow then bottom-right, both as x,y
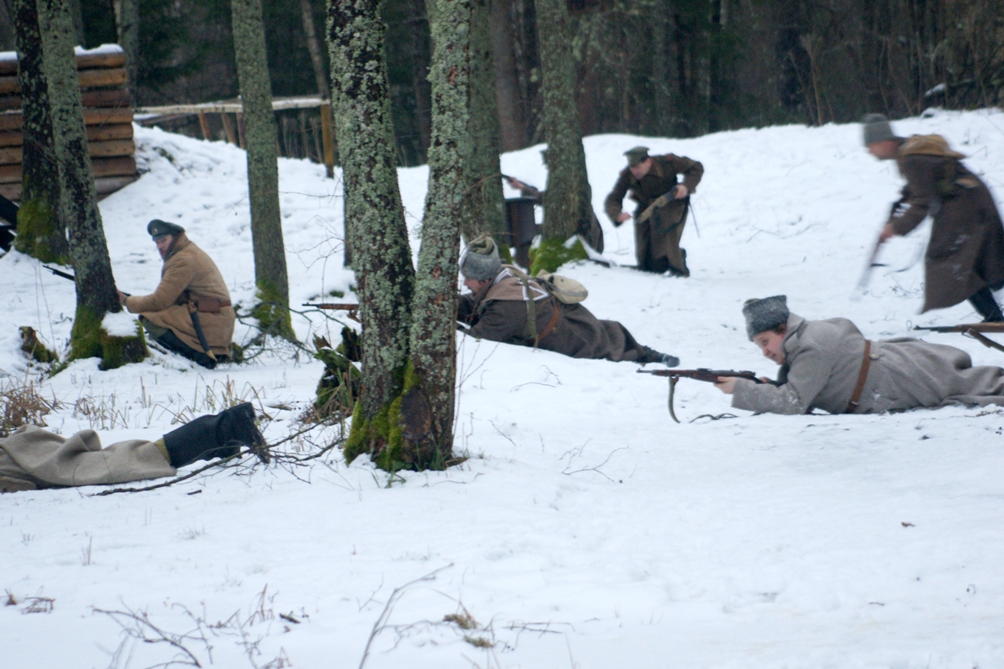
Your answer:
3,109 -> 1004,668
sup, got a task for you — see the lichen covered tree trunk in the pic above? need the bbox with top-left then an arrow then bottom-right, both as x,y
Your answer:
12,0 -> 68,263
460,0 -> 506,247
327,0 -> 415,464
398,0 -> 472,469
534,0 -> 593,243
231,0 -> 294,339
38,0 -> 121,360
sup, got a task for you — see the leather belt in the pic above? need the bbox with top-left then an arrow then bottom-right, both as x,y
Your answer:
845,340 -> 873,413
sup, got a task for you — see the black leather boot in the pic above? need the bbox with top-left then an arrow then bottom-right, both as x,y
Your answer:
162,403 -> 265,467
968,286 -> 1004,322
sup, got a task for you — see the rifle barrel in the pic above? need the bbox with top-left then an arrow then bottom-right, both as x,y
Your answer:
43,265 -> 76,281
302,303 -> 359,310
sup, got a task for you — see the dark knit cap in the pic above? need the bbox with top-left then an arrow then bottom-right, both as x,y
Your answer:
147,219 -> 185,240
742,295 -> 789,340
460,236 -> 501,280
624,146 -> 650,166
862,113 -> 897,146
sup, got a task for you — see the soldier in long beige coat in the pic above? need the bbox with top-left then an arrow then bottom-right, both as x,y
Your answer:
863,114 -> 1004,320
0,404 -> 264,493
120,220 -> 235,368
604,146 -> 703,275
457,237 -> 678,365
714,295 -> 1004,415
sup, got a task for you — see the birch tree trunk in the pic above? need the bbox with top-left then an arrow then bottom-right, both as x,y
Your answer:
231,0 -> 294,339
534,0 -> 593,244
12,0 -> 69,263
400,0 -> 471,469
38,0 -> 121,359
461,0 -> 506,246
327,0 -> 416,464
112,0 -> 139,104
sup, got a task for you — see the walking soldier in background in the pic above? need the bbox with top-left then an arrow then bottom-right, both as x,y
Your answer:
457,237 -> 678,365
604,146 -> 703,276
862,114 -> 1004,321
119,220 -> 235,368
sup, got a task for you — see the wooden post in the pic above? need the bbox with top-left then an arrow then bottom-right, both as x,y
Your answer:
197,111 -> 212,140
221,112 -> 237,144
236,112 -> 246,149
320,102 -> 334,178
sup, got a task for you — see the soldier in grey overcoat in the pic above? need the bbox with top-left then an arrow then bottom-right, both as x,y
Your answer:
456,237 -> 678,365
604,146 -> 703,276
714,296 -> 1004,415
863,114 -> 1004,321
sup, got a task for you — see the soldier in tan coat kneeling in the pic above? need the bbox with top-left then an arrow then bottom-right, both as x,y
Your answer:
119,220 -> 235,368
714,295 -> 1004,415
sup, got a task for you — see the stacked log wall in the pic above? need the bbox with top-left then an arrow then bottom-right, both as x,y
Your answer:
0,45 -> 137,201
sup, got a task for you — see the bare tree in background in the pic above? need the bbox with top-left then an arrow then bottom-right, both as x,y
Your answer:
112,0 -> 139,104
231,0 -> 294,339
534,0 -> 593,249
460,0 -> 506,247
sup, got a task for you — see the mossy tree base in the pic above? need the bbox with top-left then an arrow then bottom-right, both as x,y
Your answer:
67,307 -> 148,370
529,236 -> 588,275
344,360 -> 454,473
253,284 -> 296,341
100,326 -> 148,371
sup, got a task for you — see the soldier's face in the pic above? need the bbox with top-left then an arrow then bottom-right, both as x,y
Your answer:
753,330 -> 786,365
463,277 -> 491,293
155,235 -> 174,259
629,157 -> 652,179
867,140 -> 898,160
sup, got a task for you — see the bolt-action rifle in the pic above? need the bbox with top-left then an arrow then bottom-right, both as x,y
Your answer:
638,368 -> 771,423
914,323 -> 1004,354
302,302 -> 360,323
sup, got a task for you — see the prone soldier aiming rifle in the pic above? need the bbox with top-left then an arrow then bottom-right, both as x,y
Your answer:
638,368 -> 773,423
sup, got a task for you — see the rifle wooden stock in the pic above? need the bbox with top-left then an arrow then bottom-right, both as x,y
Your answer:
638,368 -> 764,384
914,323 -> 1004,333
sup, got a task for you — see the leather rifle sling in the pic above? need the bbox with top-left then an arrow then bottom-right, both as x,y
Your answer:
845,340 -> 872,413
535,298 -> 561,343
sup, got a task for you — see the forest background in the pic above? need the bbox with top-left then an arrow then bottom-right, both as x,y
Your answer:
2,0 -> 1001,167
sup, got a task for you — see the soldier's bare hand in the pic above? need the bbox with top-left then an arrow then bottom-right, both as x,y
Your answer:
674,185 -> 688,198
616,212 -> 632,223
878,223 -> 896,243
714,377 -> 737,394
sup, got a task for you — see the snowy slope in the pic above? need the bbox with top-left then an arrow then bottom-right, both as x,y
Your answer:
2,109 -> 1004,668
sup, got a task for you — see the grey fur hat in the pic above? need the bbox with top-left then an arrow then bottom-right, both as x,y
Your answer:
862,113 -> 897,146
147,219 -> 185,240
460,236 -> 501,280
742,295 -> 789,340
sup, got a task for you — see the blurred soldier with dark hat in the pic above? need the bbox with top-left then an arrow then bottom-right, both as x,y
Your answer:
457,236 -> 678,365
604,146 -> 704,275
862,113 -> 1004,321
118,220 -> 235,368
